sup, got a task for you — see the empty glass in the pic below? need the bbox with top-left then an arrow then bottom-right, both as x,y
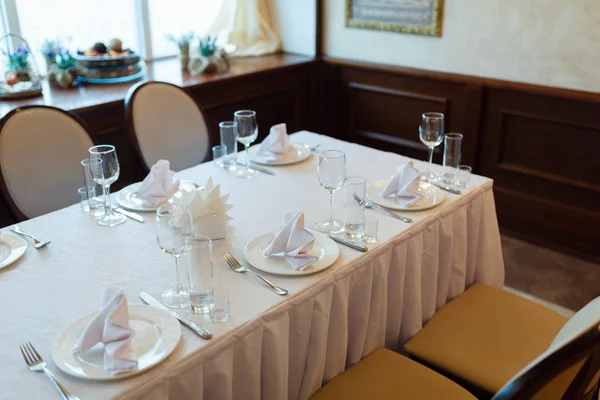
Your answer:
234,110 -> 258,179
185,237 -> 213,314
81,158 -> 105,217
209,286 -> 230,322
419,112 -> 444,179
88,145 -> 127,227
212,145 -> 227,168
344,176 -> 366,239
442,133 -> 463,186
156,204 -> 193,308
78,186 -> 94,212
317,150 -> 347,234
458,165 -> 472,189
363,214 -> 379,243
219,121 -> 238,171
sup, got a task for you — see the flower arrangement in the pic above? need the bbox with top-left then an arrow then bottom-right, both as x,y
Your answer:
49,48 -> 82,88
3,46 -> 32,81
41,39 -> 61,68
166,32 -> 194,71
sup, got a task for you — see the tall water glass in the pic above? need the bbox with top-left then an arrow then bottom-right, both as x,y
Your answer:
234,110 -> 258,179
317,150 -> 347,234
442,133 -> 463,186
157,204 -> 193,308
344,176 -> 366,239
88,145 -> 127,227
185,237 -> 213,314
219,121 -> 238,171
419,112 -> 444,179
81,158 -> 105,217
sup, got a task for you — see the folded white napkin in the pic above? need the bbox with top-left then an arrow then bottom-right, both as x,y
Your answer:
263,211 -> 318,271
136,160 -> 180,206
179,178 -> 233,239
257,123 -> 290,161
72,287 -> 137,374
380,162 -> 423,207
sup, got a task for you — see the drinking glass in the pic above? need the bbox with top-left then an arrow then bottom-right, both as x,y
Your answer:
209,286 -> 230,322
77,186 -> 94,212
419,112 -> 444,179
212,145 -> 227,168
219,121 -> 238,171
344,176 -> 366,239
88,145 -> 127,227
185,237 -> 213,314
81,158 -> 105,217
317,150 -> 347,234
442,133 -> 463,186
458,165 -> 472,189
363,214 -> 379,243
156,203 -> 193,308
234,110 -> 258,179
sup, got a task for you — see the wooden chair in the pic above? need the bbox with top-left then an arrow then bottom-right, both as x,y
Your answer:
125,81 -> 210,173
0,105 -> 94,219
310,321 -> 600,400
404,284 -> 600,398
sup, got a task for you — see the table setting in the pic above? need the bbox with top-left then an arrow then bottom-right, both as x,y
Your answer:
0,110 -> 504,400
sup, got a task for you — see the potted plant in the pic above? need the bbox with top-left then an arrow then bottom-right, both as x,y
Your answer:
5,46 -> 33,82
188,35 -> 229,76
166,32 -> 194,72
49,49 -> 81,88
41,39 -> 61,71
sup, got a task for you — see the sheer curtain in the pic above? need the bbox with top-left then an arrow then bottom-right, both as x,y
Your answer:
209,0 -> 281,57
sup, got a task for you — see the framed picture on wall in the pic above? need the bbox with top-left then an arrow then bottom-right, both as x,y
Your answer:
345,0 -> 444,37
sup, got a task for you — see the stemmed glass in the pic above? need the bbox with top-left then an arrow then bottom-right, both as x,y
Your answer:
419,112 -> 444,179
156,203 -> 193,308
88,145 -> 127,227
234,110 -> 258,179
317,150 -> 347,234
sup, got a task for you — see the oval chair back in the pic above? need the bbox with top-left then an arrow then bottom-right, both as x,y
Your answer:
0,106 -> 94,219
494,298 -> 600,400
125,81 -> 210,173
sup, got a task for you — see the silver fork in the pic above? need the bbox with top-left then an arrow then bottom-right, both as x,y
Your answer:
20,342 -> 79,400
10,226 -> 51,249
223,252 -> 288,296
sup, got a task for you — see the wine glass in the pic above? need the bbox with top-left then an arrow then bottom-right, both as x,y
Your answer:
88,145 -> 127,227
156,203 -> 193,308
419,112 -> 444,179
317,150 -> 347,234
234,110 -> 258,179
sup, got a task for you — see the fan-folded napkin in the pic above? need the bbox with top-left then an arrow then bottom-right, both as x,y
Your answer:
179,178 -> 233,239
136,160 -> 179,206
257,123 -> 290,161
263,211 -> 317,271
72,287 -> 137,374
380,162 -> 423,207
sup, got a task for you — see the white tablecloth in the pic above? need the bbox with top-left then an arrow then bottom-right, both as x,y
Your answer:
0,132 -> 504,400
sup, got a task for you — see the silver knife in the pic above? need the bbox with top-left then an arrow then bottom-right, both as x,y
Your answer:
428,181 -> 461,195
115,208 -> 145,223
140,292 -> 213,339
246,163 -> 275,176
328,235 -> 368,252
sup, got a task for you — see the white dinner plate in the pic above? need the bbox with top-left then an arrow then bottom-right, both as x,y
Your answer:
244,229 -> 340,276
247,143 -> 312,166
0,232 -> 27,270
53,305 -> 181,381
116,180 -> 198,212
366,180 -> 445,211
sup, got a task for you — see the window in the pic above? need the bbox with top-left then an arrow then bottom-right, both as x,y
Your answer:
0,0 -> 224,73
149,0 -> 223,58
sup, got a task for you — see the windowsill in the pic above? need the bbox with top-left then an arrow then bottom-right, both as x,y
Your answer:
0,52 -> 315,117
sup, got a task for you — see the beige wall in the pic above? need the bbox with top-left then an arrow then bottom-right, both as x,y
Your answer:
324,0 -> 600,92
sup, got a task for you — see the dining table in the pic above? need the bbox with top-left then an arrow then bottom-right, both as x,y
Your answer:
0,131 -> 504,400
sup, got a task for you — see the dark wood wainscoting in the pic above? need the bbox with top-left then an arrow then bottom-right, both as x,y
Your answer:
0,55 -> 313,227
321,57 -> 600,262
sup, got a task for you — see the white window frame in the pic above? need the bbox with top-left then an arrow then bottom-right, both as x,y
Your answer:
0,0 -> 169,60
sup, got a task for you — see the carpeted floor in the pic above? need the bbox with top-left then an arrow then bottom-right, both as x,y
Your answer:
503,235 -> 600,311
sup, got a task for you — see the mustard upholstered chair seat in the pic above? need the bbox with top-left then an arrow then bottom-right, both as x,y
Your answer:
310,348 -> 476,400
404,284 -> 568,394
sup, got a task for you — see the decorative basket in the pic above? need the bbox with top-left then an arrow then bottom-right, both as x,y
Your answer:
0,33 -> 43,100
